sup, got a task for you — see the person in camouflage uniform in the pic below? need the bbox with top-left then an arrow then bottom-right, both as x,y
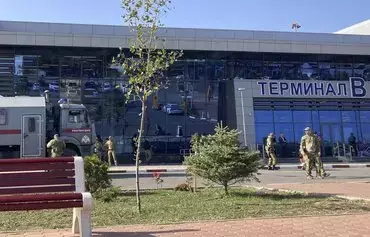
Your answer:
300,127 -> 319,179
265,133 -> 277,170
313,131 -> 330,178
47,134 -> 66,158
94,135 -> 104,161
105,136 -> 118,166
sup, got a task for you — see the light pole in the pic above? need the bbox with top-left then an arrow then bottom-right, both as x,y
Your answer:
238,88 -> 247,147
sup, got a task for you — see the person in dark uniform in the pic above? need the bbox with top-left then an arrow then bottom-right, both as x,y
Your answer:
278,133 -> 288,158
348,133 -> 358,157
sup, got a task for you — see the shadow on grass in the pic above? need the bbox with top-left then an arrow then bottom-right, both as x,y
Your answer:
93,228 -> 199,237
230,190 -> 328,201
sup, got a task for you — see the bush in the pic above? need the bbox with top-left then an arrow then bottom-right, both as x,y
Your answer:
184,124 -> 261,195
95,186 -> 121,202
84,155 -> 112,195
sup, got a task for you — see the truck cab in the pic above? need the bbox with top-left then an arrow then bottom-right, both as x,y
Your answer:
45,92 -> 96,157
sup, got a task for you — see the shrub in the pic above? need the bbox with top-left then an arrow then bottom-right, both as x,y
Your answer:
184,124 -> 261,195
95,186 -> 121,203
84,155 -> 112,195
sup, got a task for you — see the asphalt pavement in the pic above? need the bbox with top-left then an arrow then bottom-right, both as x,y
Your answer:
111,167 -> 370,190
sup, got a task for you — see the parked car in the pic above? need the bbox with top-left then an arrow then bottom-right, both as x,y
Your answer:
48,82 -> 59,92
164,103 -> 184,115
102,82 -> 112,92
32,83 -> 40,91
84,81 -> 97,90
83,88 -> 99,98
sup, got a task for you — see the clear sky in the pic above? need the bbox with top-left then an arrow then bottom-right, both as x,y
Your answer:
0,0 -> 369,33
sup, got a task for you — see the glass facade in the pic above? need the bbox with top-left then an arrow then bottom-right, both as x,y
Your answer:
4,46 -> 370,161
254,100 -> 370,158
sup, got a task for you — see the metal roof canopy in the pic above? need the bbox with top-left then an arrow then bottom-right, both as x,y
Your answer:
0,96 -> 45,108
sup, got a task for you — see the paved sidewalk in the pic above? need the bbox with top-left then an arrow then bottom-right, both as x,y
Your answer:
3,213 -> 370,237
108,163 -> 370,173
267,181 -> 370,200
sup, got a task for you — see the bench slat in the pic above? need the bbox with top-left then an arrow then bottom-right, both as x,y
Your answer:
0,177 -> 75,187
0,162 -> 74,172
0,193 -> 82,203
0,157 -> 74,164
0,170 -> 75,181
0,185 -> 76,195
0,200 -> 83,212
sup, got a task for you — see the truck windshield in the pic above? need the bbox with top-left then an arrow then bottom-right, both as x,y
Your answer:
68,110 -> 89,124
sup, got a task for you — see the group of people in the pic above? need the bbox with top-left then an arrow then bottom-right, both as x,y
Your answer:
47,132 -> 152,166
94,135 -> 118,166
265,127 -> 330,179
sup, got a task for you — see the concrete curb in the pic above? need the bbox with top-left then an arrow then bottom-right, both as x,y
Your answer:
108,169 -> 185,174
108,163 -> 370,174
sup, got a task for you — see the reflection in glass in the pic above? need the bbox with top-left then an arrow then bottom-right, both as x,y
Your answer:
312,110 -> 319,123
274,123 -> 294,142
361,123 -> 370,143
301,62 -> 318,80
255,123 -> 274,145
263,61 -> 281,79
254,110 -> 273,123
360,111 -> 370,122
283,61 -> 301,80
319,111 -> 341,123
293,111 -> 311,123
343,123 -> 358,144
274,110 -> 293,123
342,111 -> 356,123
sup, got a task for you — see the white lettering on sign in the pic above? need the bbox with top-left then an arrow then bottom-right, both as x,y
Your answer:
64,128 -> 92,133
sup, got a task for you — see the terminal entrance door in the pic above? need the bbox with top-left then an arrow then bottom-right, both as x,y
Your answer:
320,123 -> 343,157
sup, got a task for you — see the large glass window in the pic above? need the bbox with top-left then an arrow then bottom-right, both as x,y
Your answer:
255,110 -> 273,123
301,55 -> 318,80
274,110 -> 292,123
293,111 -> 311,123
255,123 -> 274,145
318,55 -> 336,80
360,111 -> 370,122
61,56 -> 82,78
275,123 -> 294,142
246,60 -> 262,79
343,123 -> 358,144
361,123 -> 370,143
342,111 -> 356,123
319,111 -> 341,123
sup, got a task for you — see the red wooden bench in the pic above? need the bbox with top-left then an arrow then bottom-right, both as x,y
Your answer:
0,157 -> 92,237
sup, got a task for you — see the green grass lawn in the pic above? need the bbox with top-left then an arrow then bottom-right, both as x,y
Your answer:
1,188 -> 370,232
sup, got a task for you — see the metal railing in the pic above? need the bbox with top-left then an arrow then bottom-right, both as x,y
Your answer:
333,142 -> 353,162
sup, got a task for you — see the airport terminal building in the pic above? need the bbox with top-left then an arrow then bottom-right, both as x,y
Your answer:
1,20 -> 370,160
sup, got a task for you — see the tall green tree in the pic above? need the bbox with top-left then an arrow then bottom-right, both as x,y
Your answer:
116,0 -> 183,213
185,124 -> 261,195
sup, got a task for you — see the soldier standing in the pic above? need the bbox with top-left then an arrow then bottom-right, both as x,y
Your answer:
94,135 -> 104,161
105,136 -> 118,166
46,134 -> 66,158
265,133 -> 277,170
300,127 -> 318,179
313,131 -> 330,178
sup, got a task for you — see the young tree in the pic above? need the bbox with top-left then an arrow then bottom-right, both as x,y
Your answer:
185,124 -> 261,195
116,0 -> 183,213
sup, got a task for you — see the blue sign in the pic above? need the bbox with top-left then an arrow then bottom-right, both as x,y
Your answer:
257,77 -> 367,98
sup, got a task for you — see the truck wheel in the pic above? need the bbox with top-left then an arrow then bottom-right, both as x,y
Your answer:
63,148 -> 79,156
